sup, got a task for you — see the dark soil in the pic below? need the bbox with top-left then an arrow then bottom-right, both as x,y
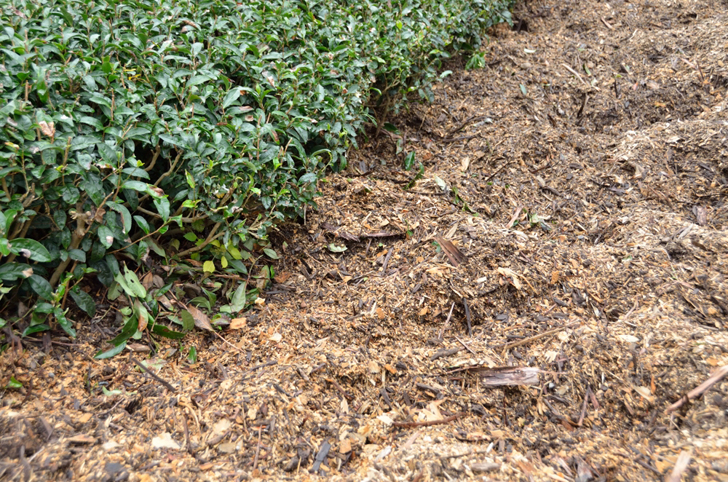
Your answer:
2,0 -> 728,480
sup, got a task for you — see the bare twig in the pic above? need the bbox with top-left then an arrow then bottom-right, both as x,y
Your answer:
129,355 -> 176,392
454,336 -> 476,355
380,248 -> 394,276
666,365 -> 728,413
392,412 -> 464,428
438,302 -> 456,340
253,427 -> 262,469
463,298 -> 472,336
491,323 -> 580,351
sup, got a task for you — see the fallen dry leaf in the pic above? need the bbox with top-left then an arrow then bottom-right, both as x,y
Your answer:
187,305 -> 213,331
230,317 -> 247,330
497,267 -> 522,290
152,432 -> 180,450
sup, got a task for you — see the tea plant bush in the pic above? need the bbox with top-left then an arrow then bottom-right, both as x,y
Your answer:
0,0 -> 513,341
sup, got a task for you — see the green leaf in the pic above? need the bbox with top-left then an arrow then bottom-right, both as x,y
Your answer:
151,324 -> 186,339
328,243 -> 347,253
2,209 -> 17,235
300,173 -> 318,184
187,74 -> 213,88
0,263 -> 33,281
0,240 -> 9,257
404,152 -> 416,171
134,215 -> 150,234
98,226 -> 115,248
263,248 -> 279,259
121,181 -> 149,192
6,376 -> 23,389
95,341 -> 127,359
187,346 -> 197,363
179,310 -> 195,332
230,282 -> 247,313
70,288 -> 96,317
519,83 -> 528,95
383,123 -> 400,134
22,323 -> 49,336
54,306 -> 77,338
154,197 -> 170,222
110,312 -> 139,346
122,267 -> 147,298
107,202 -> 132,234
28,275 -> 53,300
185,171 -> 195,189
223,88 -> 242,109
9,238 -> 52,262
68,249 -> 86,262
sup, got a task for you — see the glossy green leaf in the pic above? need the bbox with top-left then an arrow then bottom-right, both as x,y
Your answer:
152,324 -> 186,339
9,238 -> 52,262
28,275 -> 53,300
95,341 -> 127,359
70,288 -> 96,316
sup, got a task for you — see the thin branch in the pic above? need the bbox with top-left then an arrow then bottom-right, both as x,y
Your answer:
135,206 -> 206,223
490,322 -> 580,351
143,145 -> 162,172
666,365 -> 728,413
129,355 -> 176,392
392,412 -> 464,428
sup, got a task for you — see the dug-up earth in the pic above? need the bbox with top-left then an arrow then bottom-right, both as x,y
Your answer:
2,0 -> 728,480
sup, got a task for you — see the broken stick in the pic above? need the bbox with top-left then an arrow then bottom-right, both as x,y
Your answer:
666,365 -> 728,413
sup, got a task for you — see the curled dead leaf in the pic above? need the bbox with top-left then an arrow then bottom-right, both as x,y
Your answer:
38,120 -> 55,138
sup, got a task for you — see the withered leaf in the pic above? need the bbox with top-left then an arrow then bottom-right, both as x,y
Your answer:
187,305 -> 213,332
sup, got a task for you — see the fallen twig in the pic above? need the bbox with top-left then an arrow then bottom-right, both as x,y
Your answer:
253,427 -> 262,469
393,412 -> 464,428
462,298 -> 472,336
666,365 -> 728,413
129,355 -> 176,392
455,336 -> 476,355
431,347 -> 462,361
491,323 -> 580,351
562,63 -> 600,91
438,302 -> 457,340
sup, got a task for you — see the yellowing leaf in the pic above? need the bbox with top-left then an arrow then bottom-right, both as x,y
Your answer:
203,260 -> 215,273
221,256 -> 228,268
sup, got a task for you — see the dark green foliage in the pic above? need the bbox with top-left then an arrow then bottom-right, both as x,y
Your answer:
0,0 -> 513,335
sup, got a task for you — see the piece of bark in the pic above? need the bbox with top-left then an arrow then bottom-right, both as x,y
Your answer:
450,366 -> 541,386
434,236 -> 467,266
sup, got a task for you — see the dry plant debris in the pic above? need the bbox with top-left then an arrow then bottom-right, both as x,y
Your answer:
2,0 -> 728,480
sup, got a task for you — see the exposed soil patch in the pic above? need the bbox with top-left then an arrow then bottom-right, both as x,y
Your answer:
2,0 -> 727,480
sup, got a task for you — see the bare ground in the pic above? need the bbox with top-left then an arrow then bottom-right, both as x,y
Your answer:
2,0 -> 728,480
